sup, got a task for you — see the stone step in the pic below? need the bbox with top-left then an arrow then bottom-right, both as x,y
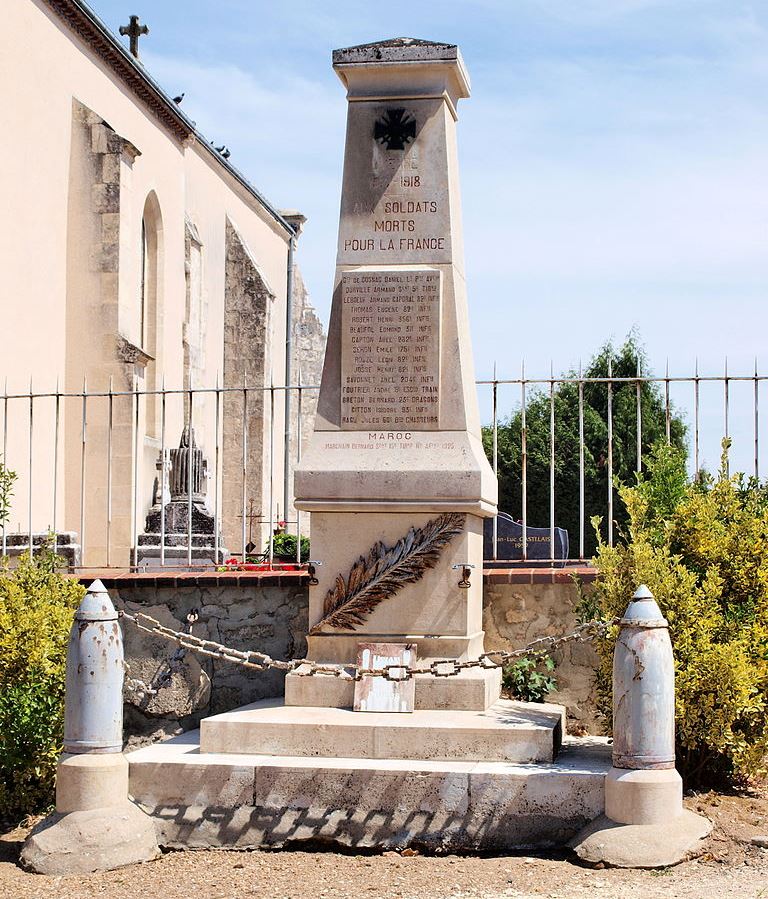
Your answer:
126,732 -> 611,852
198,698 -> 565,763
284,666 -> 502,712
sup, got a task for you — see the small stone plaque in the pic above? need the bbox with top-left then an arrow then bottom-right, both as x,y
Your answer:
483,512 -> 569,566
340,269 -> 441,430
354,643 -> 416,713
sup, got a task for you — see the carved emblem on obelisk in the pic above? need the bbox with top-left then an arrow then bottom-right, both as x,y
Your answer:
373,108 -> 416,150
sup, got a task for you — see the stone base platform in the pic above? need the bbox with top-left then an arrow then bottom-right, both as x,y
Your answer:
285,667 -> 502,712
126,732 -> 611,852
198,698 -> 564,763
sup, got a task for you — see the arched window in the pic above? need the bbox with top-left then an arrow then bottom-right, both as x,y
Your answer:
140,192 -> 162,355
140,192 -> 163,435
140,217 -> 148,347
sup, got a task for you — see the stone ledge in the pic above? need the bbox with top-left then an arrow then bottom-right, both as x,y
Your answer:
483,566 -> 596,585
127,733 -> 611,852
198,698 -> 564,763
71,569 -> 310,588
70,565 -> 595,588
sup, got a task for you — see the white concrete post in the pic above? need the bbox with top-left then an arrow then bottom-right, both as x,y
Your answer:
571,584 -> 712,867
57,579 -> 128,812
21,580 -> 159,875
605,584 -> 682,824
63,578 -> 124,752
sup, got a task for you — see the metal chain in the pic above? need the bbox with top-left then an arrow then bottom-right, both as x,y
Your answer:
119,609 -> 619,683
122,610 -> 200,698
123,672 -> 159,697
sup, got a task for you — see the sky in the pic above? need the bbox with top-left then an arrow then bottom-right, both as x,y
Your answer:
88,0 -> 768,473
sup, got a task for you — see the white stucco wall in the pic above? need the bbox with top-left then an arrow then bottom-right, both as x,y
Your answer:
0,0 -> 292,564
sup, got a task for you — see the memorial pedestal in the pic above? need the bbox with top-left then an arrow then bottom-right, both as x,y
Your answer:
122,37 -> 603,856
291,41 -> 497,713
126,728 -> 611,853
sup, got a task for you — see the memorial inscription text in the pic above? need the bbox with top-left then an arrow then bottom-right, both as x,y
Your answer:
340,269 -> 441,430
338,102 -> 452,264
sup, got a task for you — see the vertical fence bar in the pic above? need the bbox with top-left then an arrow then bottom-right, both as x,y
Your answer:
28,379 -> 34,560
492,363 -> 498,561
521,361 -> 527,562
106,376 -> 113,567
159,377 -> 166,568
295,374 -> 303,566
241,380 -> 248,562
214,372 -> 221,566
694,358 -> 700,476
549,361 -> 555,564
578,363 -> 585,561
132,375 -> 140,570
724,357 -> 730,476
53,378 -> 61,557
2,379 -> 7,558
635,359 -> 642,474
10,366 -> 757,572
268,380 -> 276,567
755,358 -> 760,481
79,377 -> 87,567
187,378 -> 193,568
607,357 -> 614,547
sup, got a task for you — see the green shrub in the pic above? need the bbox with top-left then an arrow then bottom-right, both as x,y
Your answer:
0,456 -> 16,528
583,440 -> 768,789
502,654 -> 557,703
0,547 -> 84,823
269,531 -> 310,563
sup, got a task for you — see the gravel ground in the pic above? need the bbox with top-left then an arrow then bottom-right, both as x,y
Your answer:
1,790 -> 766,899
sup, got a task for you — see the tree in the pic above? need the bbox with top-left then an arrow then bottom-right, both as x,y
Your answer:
481,335 -> 687,558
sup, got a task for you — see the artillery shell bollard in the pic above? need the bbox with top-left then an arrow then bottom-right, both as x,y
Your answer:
21,580 -> 159,875
570,585 -> 711,869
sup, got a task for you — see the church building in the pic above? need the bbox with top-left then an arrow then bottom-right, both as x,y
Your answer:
0,0 -> 325,567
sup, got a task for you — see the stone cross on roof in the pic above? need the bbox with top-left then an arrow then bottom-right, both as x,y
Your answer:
119,14 -> 149,59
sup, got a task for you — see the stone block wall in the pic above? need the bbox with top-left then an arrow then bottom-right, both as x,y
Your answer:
105,571 -> 601,747
482,577 -> 602,733
109,576 -> 308,747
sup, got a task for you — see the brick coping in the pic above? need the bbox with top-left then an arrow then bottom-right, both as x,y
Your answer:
70,565 -> 596,588
484,566 -> 595,585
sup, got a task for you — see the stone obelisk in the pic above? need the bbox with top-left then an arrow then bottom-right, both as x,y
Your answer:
131,42 -> 568,855
290,38 -> 498,710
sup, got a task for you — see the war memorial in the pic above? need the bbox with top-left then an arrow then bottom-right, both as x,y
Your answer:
21,37 -> 711,876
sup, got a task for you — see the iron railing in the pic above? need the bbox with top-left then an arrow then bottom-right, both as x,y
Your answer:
481,360 -> 763,562
0,361 -> 761,569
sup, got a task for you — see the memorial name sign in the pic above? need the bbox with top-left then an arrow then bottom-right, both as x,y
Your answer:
340,269 -> 441,429
483,512 -> 569,566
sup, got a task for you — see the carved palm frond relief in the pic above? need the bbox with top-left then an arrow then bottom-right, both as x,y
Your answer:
309,512 -> 466,635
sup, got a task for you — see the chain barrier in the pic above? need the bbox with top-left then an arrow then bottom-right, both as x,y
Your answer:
119,609 -> 619,685
122,609 -> 200,699
123,673 -> 159,698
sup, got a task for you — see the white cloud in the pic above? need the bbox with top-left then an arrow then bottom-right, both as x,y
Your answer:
86,0 -> 768,473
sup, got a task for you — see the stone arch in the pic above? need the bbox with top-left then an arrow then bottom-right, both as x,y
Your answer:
140,190 -> 163,435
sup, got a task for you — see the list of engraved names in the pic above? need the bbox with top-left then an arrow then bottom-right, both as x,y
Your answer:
340,270 -> 441,430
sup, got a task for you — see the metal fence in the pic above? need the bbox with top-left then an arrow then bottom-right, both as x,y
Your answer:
0,377 -> 319,570
0,362 -> 761,569
482,360 -> 763,563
